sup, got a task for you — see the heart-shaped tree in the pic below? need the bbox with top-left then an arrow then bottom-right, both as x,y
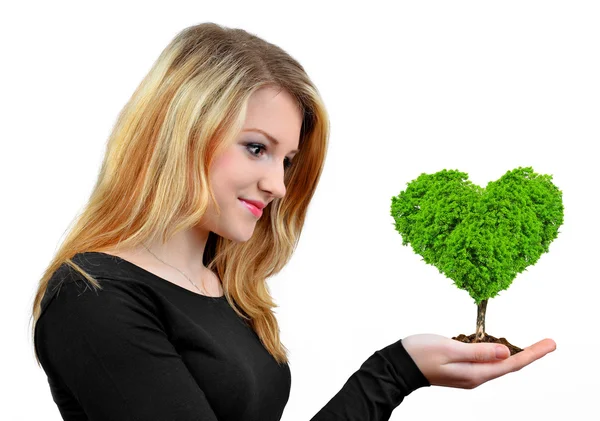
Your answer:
390,167 -> 563,355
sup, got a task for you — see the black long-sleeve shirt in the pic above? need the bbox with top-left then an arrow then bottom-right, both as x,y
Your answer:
35,252 -> 430,420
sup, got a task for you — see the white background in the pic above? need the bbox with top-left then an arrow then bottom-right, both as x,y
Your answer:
2,1 -> 598,419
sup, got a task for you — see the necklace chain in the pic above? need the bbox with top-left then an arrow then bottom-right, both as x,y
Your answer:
142,243 -> 209,296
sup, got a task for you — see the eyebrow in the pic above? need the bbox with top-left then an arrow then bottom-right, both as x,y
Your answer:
242,128 -> 299,154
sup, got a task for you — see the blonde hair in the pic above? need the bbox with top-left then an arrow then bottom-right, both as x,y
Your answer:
30,22 -> 329,366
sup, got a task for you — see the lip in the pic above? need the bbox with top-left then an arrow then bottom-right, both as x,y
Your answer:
239,199 -> 263,218
239,198 -> 266,210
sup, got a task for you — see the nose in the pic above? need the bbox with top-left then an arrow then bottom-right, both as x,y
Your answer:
258,160 -> 287,199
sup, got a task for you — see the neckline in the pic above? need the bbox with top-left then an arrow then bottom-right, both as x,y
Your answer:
78,251 -> 227,300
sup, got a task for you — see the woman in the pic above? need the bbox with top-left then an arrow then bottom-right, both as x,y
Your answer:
31,22 -> 556,421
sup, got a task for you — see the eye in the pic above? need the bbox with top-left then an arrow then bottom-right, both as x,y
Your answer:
245,143 -> 293,170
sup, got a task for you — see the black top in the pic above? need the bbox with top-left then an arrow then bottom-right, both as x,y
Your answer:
35,252 -> 430,420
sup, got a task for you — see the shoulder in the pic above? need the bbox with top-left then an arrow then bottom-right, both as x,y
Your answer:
36,258 -> 166,359
34,258 -> 169,380
40,254 -> 158,324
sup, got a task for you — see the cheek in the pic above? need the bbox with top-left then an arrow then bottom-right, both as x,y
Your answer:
211,151 -> 233,173
209,151 -> 245,192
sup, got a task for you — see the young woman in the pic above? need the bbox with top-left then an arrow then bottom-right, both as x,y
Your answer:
30,22 -> 556,421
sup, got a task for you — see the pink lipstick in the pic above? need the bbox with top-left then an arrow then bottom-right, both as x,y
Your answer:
239,199 -> 263,217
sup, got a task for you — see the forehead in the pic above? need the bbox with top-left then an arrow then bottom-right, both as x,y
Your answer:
242,87 -> 302,152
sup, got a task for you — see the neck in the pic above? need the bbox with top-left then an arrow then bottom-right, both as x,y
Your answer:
143,226 -> 210,275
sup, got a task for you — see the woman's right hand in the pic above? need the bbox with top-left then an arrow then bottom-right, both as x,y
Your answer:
401,333 -> 556,389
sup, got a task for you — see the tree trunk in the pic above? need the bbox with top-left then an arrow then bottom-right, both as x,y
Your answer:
475,299 -> 488,342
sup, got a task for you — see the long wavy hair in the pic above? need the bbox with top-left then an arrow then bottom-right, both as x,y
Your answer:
30,22 -> 329,366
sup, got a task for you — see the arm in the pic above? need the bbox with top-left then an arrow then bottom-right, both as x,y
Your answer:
308,332 -> 556,421
309,338 -> 430,421
35,277 -> 219,421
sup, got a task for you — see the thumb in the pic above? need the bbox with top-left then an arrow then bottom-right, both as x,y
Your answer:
456,342 -> 510,362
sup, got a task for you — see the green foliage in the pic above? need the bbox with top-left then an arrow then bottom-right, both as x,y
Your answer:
390,167 -> 564,305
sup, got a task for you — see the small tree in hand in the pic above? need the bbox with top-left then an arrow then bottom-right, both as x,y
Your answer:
390,167 -> 564,355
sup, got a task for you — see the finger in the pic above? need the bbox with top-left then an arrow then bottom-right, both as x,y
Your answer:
464,338 -> 557,384
501,339 -> 557,373
448,341 -> 509,363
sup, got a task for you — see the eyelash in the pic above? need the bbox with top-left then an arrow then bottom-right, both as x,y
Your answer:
245,143 -> 293,169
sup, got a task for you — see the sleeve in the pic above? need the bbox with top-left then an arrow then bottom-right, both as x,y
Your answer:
309,338 -> 431,421
34,277 -> 219,421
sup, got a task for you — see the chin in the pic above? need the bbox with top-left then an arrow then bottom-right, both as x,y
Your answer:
217,228 -> 255,243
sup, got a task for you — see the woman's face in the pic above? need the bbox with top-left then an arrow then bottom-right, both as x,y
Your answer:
201,86 -> 302,242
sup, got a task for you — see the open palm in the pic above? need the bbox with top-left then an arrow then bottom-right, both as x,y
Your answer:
401,333 -> 557,389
